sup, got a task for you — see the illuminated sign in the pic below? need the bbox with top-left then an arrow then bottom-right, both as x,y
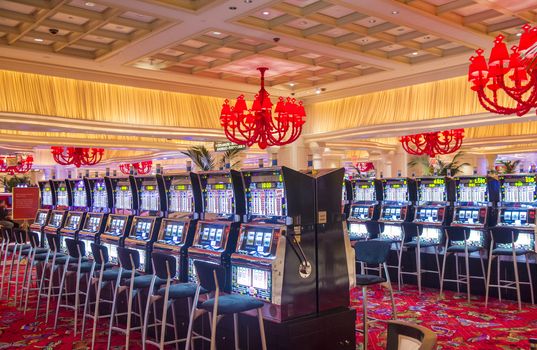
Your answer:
260,182 -> 274,189
145,185 -> 155,191
174,185 -> 186,190
120,185 -> 129,191
213,184 -> 225,190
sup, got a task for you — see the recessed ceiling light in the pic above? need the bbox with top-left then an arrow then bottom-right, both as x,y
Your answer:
289,82 -> 295,87
262,11 -> 270,16
361,38 -> 368,42
424,36 -> 430,39
212,31 -> 222,35
244,0 -> 253,3
85,2 -> 95,6
315,88 -> 321,94
397,28 -> 405,32
300,20 -> 308,25
517,32 -> 522,37
391,10 -> 399,14
368,19 -> 376,23
229,6 -> 237,10
412,51 -> 419,55
34,38 -> 44,42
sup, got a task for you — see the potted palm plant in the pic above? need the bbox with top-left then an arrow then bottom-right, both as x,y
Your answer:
408,152 -> 470,176
180,145 -> 215,171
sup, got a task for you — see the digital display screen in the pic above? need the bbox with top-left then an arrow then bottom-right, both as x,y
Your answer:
353,180 -> 376,202
418,178 -> 446,202
66,214 -> 81,229
501,175 -> 536,203
145,185 -> 155,191
238,227 -> 273,256
50,213 -> 64,227
108,217 -> 125,234
457,177 -> 488,203
232,265 -> 272,302
133,220 -> 152,240
36,212 -> 47,225
175,185 -> 186,190
205,183 -> 234,215
213,184 -> 225,190
120,186 -> 128,191
163,222 -> 184,243
84,215 -> 102,232
196,223 -> 225,249
348,222 -> 368,240
45,187 -> 51,192
383,179 -> 408,202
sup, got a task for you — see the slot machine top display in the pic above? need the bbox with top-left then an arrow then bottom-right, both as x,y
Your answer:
53,180 -> 70,209
87,177 -> 110,212
198,169 -> 245,221
134,174 -> 166,216
39,180 -> 55,209
416,177 -> 455,205
379,178 -> 416,223
498,174 -> 537,228
243,168 -> 287,224
69,178 -> 89,210
106,176 -> 138,214
351,178 -> 382,204
165,173 -> 201,217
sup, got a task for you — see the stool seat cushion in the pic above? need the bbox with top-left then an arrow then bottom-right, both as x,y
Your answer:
122,275 -> 166,289
67,261 -> 110,273
55,256 -> 88,265
373,238 -> 401,244
355,274 -> 386,286
20,247 -> 49,256
446,245 -> 482,253
404,241 -> 439,248
492,248 -> 530,256
8,244 -> 31,252
157,283 -> 206,299
34,252 -> 65,261
97,268 -> 138,281
200,294 -> 264,315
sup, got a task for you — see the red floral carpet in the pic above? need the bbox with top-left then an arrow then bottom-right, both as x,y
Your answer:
352,284 -> 537,349
0,283 -> 536,349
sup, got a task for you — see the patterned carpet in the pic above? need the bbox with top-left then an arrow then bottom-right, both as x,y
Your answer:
0,282 -> 536,349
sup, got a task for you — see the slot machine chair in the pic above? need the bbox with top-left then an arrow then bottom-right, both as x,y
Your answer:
354,240 -> 397,350
485,226 -> 535,310
0,228 -> 17,299
385,320 -> 437,350
22,231 -> 50,314
371,221 -> 404,290
440,226 -> 487,303
4,229 -> 32,304
398,222 -> 442,295
107,247 -> 166,350
142,252 -> 206,350
186,260 -> 267,350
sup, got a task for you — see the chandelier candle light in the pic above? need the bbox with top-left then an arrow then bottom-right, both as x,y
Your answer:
51,146 -> 104,168
400,129 -> 464,158
119,160 -> 152,175
220,67 -> 306,149
468,24 -> 537,116
0,154 -> 33,175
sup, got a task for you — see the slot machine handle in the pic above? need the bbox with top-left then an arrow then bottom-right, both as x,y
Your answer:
287,232 -> 312,278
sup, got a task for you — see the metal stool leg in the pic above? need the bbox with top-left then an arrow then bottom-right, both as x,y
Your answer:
496,256 -> 502,302
107,273 -> 122,350
362,286 -> 368,349
526,254 -> 535,305
384,263 -> 397,319
416,246 -> 422,295
233,313 -> 239,350
35,259 -> 49,318
54,264 -> 69,329
434,247 -> 441,288
90,278 -> 106,350
6,245 -> 18,300
455,254 -> 460,293
479,251 -> 486,289
257,308 -> 267,350
464,248 -> 471,303
397,241 -> 403,291
512,251 -> 522,310
485,251 -> 493,308
440,251 -> 449,297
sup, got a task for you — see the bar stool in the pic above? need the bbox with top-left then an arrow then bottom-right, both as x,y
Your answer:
6,228 -> 31,303
399,222 -> 442,295
385,320 -> 437,350
143,252 -> 205,350
22,231 -> 50,313
186,260 -> 267,350
54,238 -> 94,334
440,226 -> 486,302
81,243 -> 131,350
0,228 -> 14,298
354,240 -> 397,350
485,227 -> 535,310
372,222 -> 403,290
35,233 -> 69,322
107,247 -> 166,350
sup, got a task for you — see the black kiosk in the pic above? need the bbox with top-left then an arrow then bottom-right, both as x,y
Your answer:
153,172 -> 203,281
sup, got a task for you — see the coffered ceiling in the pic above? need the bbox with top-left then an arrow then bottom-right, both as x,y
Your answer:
0,0 -> 535,101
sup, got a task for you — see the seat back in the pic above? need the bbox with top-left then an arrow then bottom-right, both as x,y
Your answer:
0,228 -> 9,243
365,221 -> 384,239
444,226 -> 469,245
385,320 -> 437,350
91,243 -> 109,265
117,246 -> 140,270
65,238 -> 85,258
489,226 -> 518,245
46,233 -> 61,253
193,260 -> 226,293
151,252 -> 177,280
401,222 -> 422,243
13,228 -> 27,244
28,231 -> 40,249
354,240 -> 392,265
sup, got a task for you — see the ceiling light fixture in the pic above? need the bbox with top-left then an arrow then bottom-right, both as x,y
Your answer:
391,10 -> 399,14
368,19 -> 376,23
85,2 -> 95,6
316,88 -> 321,94
34,38 -> 44,42
244,0 -> 253,3
229,6 -> 237,10
289,82 -> 295,87
262,11 -> 270,16
212,31 -> 222,35
412,51 -> 419,55
517,32 -> 522,37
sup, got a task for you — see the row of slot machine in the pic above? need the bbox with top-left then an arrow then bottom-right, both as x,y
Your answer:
342,173 -> 537,251
29,166 -> 353,326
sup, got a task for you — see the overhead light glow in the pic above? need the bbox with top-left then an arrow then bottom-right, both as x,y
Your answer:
262,11 -> 270,16
212,31 -> 222,35
391,10 -> 399,14
34,38 -> 44,42
85,2 -> 95,6
289,82 -> 295,87
412,51 -> 419,55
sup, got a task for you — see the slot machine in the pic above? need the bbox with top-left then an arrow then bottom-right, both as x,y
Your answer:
99,175 -> 137,264
123,174 -> 166,273
230,166 -> 316,322
187,170 -> 245,290
413,176 -> 455,244
378,178 -> 417,241
496,174 -> 537,251
58,177 -> 90,252
451,176 -> 499,248
30,180 -> 55,247
42,179 -> 71,249
77,175 -> 113,257
347,178 -> 383,241
153,173 -> 203,281
342,177 -> 352,220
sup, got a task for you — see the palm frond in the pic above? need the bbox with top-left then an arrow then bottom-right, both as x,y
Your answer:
219,146 -> 244,169
180,145 -> 215,171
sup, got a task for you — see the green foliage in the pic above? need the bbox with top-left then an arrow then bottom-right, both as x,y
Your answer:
1,174 -> 31,192
220,146 -> 243,169
497,160 -> 521,174
407,152 -> 470,176
180,146 -> 215,171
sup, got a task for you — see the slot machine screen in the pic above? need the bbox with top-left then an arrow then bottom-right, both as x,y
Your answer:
133,220 -> 152,240
92,181 -> 108,209
383,179 -> 408,202
108,217 -> 125,234
238,227 -> 273,256
169,183 -> 193,213
248,180 -> 286,217
418,178 -> 446,202
50,213 -> 63,227
42,186 -> 53,206
84,215 -> 101,232
353,180 -> 376,202
457,177 -> 488,203
73,180 -> 87,207
500,175 -> 536,203
196,223 -> 225,249
232,265 -> 272,302
66,214 -> 81,229
163,222 -> 185,243
36,212 -> 47,225
205,179 -> 234,215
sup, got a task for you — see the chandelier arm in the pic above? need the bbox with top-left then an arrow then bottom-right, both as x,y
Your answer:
476,90 -> 523,115
497,72 -> 537,98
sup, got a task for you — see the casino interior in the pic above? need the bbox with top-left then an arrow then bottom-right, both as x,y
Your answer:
1,0 -> 537,349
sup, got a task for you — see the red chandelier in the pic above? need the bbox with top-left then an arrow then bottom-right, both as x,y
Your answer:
400,129 -> 464,158
51,146 -> 104,168
219,67 -> 306,149
119,160 -> 152,175
468,24 -> 537,116
0,154 -> 33,175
